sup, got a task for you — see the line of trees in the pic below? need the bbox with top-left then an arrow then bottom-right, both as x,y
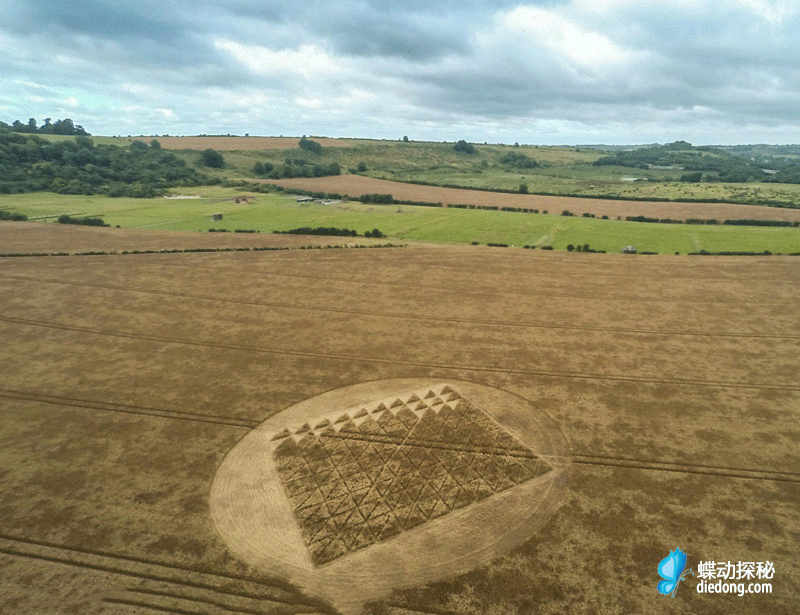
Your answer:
625,215 -> 799,227
1,117 -> 89,136
273,226 -> 384,237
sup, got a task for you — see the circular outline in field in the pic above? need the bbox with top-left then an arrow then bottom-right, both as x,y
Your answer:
210,378 -> 570,615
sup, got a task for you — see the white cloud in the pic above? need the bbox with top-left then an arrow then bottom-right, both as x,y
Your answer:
735,0 -> 795,24
213,39 -> 343,79
296,97 -> 323,109
497,6 -> 632,70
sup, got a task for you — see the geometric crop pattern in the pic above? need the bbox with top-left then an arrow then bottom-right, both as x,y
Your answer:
271,385 -> 551,566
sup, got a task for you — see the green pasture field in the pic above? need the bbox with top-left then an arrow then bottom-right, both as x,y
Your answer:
3,188 -> 799,254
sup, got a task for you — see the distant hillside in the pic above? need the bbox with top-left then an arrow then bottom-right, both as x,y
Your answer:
593,141 -> 800,184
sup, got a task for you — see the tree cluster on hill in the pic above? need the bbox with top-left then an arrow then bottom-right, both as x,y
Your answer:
453,140 -> 476,154
1,117 -> 89,136
0,131 -> 212,196
252,157 -> 340,179
298,137 -> 323,154
499,151 -> 539,168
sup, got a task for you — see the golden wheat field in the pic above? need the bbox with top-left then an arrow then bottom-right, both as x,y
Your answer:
0,220 -> 798,615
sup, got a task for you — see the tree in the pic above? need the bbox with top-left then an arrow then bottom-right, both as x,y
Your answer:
402,135 -> 409,142
519,183 -> 528,193
201,148 -> 224,168
150,139 -> 161,149
453,140 -> 475,154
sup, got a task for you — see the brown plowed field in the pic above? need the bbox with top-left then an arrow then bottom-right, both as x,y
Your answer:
1,222 -> 797,614
130,135 -> 354,150
267,174 -> 800,222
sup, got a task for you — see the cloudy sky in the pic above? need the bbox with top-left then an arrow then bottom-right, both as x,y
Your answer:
2,0 -> 799,144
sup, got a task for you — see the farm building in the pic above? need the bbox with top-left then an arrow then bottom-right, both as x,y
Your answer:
622,245 -> 637,254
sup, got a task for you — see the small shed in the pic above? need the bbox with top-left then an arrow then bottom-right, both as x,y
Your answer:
212,213 -> 223,221
622,245 -> 637,254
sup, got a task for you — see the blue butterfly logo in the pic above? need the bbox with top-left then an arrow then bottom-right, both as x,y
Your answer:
657,548 -> 694,597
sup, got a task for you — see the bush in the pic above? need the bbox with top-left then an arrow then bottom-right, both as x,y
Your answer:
500,152 -> 539,169
359,193 -> 393,204
57,215 -> 109,227
201,149 -> 224,168
0,210 -> 27,221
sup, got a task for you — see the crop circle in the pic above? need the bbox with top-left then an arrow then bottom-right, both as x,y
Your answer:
210,379 -> 570,615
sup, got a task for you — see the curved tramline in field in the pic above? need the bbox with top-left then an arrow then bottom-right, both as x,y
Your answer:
266,174 -> 800,223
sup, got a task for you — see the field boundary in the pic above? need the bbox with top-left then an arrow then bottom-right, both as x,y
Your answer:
0,243 -> 405,259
